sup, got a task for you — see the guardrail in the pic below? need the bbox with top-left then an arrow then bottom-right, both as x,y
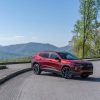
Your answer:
83,58 -> 100,61
0,61 -> 31,65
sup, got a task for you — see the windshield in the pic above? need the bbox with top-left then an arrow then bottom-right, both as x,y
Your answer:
58,52 -> 79,60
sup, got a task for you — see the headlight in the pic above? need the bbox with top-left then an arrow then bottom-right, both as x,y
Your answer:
74,64 -> 83,70
75,64 -> 83,68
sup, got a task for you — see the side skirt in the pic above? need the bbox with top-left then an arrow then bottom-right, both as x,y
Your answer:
41,68 -> 61,75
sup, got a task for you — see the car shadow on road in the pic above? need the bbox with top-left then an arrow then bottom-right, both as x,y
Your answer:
73,77 -> 100,82
41,72 -> 100,82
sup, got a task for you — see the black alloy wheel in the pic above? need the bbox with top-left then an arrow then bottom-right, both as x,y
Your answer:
61,67 -> 72,79
33,63 -> 41,75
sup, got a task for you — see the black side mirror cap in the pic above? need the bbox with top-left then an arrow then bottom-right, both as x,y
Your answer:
55,57 -> 61,62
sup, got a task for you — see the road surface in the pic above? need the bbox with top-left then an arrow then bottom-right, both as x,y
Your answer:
0,61 -> 100,100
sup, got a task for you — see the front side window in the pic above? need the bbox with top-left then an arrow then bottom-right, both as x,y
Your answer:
58,52 -> 78,60
50,53 -> 59,59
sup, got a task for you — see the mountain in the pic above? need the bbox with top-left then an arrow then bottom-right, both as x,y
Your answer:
0,42 -> 73,60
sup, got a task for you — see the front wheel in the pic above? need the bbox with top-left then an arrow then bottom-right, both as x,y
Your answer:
32,63 -> 41,75
61,67 -> 72,79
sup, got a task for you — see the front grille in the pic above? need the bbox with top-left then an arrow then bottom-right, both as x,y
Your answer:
81,64 -> 93,70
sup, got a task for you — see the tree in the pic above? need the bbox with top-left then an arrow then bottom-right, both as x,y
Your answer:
70,0 -> 100,58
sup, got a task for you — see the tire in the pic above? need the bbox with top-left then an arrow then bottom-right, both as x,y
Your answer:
80,74 -> 89,79
32,63 -> 41,75
61,67 -> 72,79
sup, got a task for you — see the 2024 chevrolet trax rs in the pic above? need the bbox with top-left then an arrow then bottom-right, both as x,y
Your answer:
31,51 -> 93,79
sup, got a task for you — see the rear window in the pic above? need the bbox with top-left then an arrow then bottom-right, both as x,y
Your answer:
39,53 -> 49,58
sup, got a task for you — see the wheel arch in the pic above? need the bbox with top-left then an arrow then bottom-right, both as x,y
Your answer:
61,65 -> 71,70
31,61 -> 40,68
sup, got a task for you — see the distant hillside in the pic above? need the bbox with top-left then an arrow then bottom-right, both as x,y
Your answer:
0,42 -> 73,60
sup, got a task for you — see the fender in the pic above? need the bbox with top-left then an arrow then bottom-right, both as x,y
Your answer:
31,60 -> 40,68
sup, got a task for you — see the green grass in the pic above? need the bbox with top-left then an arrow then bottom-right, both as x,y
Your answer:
0,57 -> 31,64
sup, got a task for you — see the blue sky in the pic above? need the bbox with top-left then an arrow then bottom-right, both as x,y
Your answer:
0,0 -> 80,47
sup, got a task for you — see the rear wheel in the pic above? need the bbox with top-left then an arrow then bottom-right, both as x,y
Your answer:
61,67 -> 72,79
80,74 -> 89,79
32,63 -> 41,75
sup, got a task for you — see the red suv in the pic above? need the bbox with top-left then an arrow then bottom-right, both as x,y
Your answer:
31,51 -> 93,79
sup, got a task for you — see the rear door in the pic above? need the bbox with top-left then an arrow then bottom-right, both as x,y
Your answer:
38,52 -> 50,69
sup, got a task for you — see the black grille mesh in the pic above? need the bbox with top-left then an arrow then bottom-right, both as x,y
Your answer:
81,64 -> 93,70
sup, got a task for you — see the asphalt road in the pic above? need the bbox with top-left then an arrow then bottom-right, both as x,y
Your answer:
0,61 -> 100,100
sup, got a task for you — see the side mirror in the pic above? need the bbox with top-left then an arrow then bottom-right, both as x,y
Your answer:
55,57 -> 61,62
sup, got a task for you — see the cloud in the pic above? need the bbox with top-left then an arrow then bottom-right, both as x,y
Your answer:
15,35 -> 24,38
0,35 -> 24,41
0,35 -> 37,45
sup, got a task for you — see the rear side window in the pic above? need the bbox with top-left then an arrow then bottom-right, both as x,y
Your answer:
39,53 -> 49,58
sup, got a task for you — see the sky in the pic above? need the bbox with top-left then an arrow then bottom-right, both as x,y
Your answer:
0,0 -> 80,47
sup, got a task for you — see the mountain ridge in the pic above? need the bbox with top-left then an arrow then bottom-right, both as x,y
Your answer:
0,42 -> 73,60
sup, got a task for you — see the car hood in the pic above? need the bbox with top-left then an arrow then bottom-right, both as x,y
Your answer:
71,59 -> 91,64
62,59 -> 92,65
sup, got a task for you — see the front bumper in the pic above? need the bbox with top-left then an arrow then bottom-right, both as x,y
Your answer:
73,70 -> 93,76
72,64 -> 93,75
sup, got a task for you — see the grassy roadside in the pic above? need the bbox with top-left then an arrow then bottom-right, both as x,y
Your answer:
0,57 -> 31,65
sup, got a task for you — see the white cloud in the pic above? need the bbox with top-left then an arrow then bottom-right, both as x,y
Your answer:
14,35 -> 24,38
0,35 -> 37,45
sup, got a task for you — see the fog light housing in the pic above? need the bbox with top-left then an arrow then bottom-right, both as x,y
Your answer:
75,67 -> 78,71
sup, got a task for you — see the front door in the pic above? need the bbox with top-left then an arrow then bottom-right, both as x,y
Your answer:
49,53 -> 61,72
